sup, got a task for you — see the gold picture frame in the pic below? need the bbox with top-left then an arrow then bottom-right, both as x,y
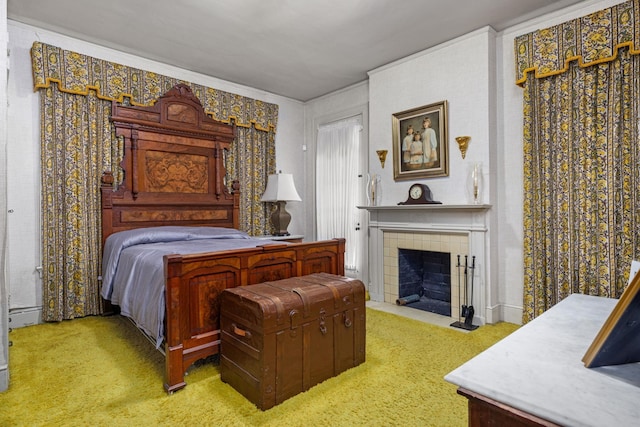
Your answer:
392,101 -> 448,180
582,268 -> 640,368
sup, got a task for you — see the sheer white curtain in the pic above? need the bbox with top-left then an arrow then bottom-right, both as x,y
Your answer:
316,117 -> 362,271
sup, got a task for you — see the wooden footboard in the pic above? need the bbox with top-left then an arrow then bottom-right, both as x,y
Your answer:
163,238 -> 346,393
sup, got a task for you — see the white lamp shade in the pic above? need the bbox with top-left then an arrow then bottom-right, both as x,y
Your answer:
260,173 -> 301,202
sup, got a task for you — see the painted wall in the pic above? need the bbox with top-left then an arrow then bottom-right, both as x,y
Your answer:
368,28 -> 494,208
6,21 -> 306,315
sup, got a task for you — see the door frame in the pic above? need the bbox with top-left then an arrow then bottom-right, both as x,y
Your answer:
309,104 -> 369,285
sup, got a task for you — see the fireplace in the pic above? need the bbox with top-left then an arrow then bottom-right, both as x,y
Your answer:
361,204 -> 491,325
397,249 -> 451,316
382,230 -> 466,321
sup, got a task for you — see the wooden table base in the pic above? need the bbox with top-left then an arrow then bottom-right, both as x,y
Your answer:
457,388 -> 560,427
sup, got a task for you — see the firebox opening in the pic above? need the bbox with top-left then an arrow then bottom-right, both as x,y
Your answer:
398,249 -> 451,316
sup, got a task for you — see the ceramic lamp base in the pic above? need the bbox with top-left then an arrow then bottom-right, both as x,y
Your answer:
270,201 -> 291,236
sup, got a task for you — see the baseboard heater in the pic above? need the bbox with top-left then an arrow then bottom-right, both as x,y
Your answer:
9,307 -> 42,328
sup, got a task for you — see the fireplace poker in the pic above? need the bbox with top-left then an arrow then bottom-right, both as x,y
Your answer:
457,255 -> 462,321
470,255 -> 476,306
461,255 -> 469,318
465,255 -> 476,328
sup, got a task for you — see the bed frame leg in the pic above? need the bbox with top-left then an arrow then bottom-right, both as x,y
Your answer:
164,344 -> 187,393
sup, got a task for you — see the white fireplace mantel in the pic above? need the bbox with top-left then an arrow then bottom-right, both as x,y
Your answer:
358,204 -> 491,211
359,204 -> 494,326
358,204 -> 491,232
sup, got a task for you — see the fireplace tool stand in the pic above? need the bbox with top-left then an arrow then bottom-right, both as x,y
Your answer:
451,255 -> 479,331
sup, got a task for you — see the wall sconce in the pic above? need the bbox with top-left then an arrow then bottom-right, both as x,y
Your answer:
260,171 -> 301,236
455,136 -> 471,159
376,150 -> 388,168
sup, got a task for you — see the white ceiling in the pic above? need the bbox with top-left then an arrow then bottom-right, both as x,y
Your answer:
8,0 -> 586,101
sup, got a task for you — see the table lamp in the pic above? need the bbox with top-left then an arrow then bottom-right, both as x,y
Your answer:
260,171 -> 301,236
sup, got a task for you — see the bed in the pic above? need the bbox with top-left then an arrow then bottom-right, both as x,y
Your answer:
100,84 -> 345,393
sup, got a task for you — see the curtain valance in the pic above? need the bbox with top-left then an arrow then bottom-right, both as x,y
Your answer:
30,41 -> 278,132
515,0 -> 640,86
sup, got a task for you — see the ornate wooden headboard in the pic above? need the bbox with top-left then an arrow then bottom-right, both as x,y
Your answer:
101,84 -> 239,244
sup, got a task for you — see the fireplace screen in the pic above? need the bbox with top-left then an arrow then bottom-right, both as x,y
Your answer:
397,249 -> 451,316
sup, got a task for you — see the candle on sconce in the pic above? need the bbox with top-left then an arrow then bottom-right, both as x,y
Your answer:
472,162 -> 481,204
371,178 -> 376,202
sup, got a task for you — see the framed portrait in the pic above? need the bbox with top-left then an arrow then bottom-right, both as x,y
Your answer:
392,101 -> 448,180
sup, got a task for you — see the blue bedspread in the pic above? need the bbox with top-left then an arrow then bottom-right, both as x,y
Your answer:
101,226 -> 279,347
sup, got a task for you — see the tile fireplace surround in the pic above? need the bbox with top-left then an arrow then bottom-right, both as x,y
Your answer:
361,204 -> 491,326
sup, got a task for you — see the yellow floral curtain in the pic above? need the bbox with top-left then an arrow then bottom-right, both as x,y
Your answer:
31,42 -> 278,131
227,126 -> 277,235
515,0 -> 640,85
40,86 -> 112,320
516,0 -> 640,322
32,42 -> 277,320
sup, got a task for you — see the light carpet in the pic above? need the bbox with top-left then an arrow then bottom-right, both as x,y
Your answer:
0,308 -> 518,426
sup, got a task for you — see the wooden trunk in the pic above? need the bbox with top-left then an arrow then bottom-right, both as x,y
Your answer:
219,273 -> 366,410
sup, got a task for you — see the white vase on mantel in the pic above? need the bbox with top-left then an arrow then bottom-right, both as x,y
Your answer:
367,173 -> 381,206
469,162 -> 482,205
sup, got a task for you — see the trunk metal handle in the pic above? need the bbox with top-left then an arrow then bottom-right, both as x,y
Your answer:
344,313 -> 352,328
232,324 -> 251,338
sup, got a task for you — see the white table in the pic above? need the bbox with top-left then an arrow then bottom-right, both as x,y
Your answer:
445,294 -> 640,426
